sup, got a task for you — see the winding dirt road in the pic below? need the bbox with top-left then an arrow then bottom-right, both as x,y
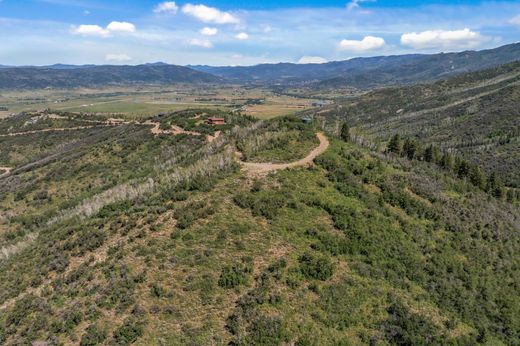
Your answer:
239,132 -> 329,176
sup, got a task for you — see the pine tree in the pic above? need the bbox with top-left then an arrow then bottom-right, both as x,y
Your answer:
487,172 -> 504,199
424,144 -> 440,163
403,138 -> 419,160
340,123 -> 350,142
387,134 -> 402,155
456,158 -> 471,178
440,152 -> 454,170
469,165 -> 486,189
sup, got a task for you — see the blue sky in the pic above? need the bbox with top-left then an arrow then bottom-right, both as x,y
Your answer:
0,0 -> 519,66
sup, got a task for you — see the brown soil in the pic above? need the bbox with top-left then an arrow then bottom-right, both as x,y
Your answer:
238,132 -> 329,176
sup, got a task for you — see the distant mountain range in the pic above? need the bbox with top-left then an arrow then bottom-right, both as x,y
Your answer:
192,43 -> 520,88
1,43 -> 519,89
0,64 -> 221,89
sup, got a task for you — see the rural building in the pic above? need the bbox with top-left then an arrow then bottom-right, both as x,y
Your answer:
207,117 -> 225,125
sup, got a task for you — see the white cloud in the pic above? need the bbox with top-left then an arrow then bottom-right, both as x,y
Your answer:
105,53 -> 132,62
154,2 -> 178,15
71,21 -> 136,37
106,21 -> 135,33
71,24 -> 109,37
297,56 -> 328,64
235,32 -> 249,40
182,4 -> 240,24
401,28 -> 486,49
339,36 -> 385,52
200,27 -> 218,36
189,38 -> 213,48
510,15 -> 520,26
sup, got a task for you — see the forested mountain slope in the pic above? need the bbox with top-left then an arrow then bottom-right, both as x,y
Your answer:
314,60 -> 520,187
0,113 -> 519,345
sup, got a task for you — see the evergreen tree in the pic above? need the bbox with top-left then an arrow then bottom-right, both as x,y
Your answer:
387,134 -> 402,155
487,172 -> 504,199
440,152 -> 454,170
456,158 -> 471,178
340,123 -> 350,142
424,144 -> 441,163
403,138 -> 420,160
469,165 -> 486,190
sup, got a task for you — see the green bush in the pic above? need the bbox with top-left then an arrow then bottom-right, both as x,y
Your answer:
112,318 -> 144,346
299,252 -> 334,281
218,264 -> 251,289
80,324 -> 108,346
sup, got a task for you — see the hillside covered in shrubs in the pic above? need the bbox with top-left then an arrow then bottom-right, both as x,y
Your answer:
1,111 -> 519,345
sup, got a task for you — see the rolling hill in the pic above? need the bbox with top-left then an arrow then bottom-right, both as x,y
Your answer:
313,59 -> 520,188
0,110 -> 519,344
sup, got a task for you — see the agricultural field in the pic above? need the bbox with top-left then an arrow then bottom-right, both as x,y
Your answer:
0,85 -> 319,121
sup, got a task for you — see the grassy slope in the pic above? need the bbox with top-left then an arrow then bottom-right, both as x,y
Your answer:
0,113 -> 519,345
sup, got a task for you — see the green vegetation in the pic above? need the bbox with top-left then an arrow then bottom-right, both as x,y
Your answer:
314,60 -> 520,187
386,134 -> 519,202
0,73 -> 519,345
235,115 -> 319,163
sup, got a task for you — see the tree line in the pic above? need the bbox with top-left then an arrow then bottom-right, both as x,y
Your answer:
386,134 -> 519,203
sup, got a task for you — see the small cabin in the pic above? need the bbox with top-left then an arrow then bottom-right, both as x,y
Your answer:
207,117 -> 225,125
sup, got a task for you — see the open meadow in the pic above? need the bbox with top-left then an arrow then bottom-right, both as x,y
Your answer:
0,85 -> 319,121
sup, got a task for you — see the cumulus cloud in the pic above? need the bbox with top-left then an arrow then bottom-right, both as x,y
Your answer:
235,32 -> 249,40
72,24 -> 109,37
510,15 -> 520,26
71,21 -> 136,37
154,1 -> 178,14
189,38 -> 213,48
105,53 -> 132,62
106,21 -> 135,33
400,28 -> 486,49
182,4 -> 239,24
200,27 -> 218,36
297,56 -> 328,64
339,36 -> 385,52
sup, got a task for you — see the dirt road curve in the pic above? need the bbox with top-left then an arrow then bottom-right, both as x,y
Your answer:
207,131 -> 221,143
239,132 -> 329,176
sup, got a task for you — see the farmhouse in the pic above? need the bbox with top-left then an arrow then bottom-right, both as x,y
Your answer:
206,117 -> 225,125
